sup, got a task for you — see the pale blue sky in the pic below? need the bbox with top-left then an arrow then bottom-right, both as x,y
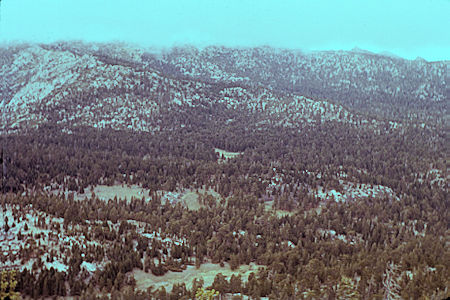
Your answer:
1,0 -> 449,61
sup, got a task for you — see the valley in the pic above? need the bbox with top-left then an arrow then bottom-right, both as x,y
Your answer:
0,42 -> 448,299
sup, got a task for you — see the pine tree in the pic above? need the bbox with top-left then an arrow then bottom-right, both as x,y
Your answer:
211,273 -> 229,294
229,274 -> 242,294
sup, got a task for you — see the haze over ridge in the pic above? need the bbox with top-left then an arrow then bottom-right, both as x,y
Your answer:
1,0 -> 449,61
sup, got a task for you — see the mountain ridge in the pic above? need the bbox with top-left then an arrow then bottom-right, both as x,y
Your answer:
145,44 -> 448,122
1,43 -> 412,134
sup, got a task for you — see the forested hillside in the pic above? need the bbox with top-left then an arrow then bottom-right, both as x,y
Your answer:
0,42 -> 448,299
145,45 -> 448,123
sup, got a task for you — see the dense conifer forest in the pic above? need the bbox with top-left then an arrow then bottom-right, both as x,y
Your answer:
0,42 -> 448,299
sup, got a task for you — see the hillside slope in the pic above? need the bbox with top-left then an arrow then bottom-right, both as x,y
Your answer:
0,43 -> 402,133
144,45 -> 448,123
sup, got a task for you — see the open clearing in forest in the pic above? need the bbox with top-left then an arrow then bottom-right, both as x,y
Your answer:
76,184 -> 150,201
75,184 -> 222,210
215,148 -> 243,163
264,200 -> 296,217
181,191 -> 202,210
133,262 -> 264,291
182,188 -> 222,210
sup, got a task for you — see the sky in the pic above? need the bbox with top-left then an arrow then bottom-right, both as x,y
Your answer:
0,0 -> 449,61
